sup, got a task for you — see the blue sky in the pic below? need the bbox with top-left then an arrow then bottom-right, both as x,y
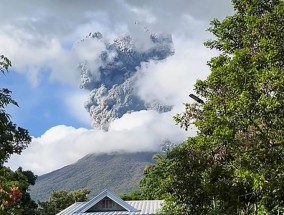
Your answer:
1,69 -> 90,137
1,0 -> 233,175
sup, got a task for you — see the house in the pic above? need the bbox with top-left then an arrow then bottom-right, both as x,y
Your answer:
56,189 -> 164,215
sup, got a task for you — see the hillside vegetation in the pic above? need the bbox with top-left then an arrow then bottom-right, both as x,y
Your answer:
30,152 -> 155,201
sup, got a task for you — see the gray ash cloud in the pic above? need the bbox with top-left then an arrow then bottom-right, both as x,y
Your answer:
77,31 -> 174,130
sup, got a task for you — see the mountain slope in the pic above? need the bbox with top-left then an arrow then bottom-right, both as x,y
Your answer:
30,152 -> 156,201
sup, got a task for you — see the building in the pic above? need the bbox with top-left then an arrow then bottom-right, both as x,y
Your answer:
56,189 -> 164,215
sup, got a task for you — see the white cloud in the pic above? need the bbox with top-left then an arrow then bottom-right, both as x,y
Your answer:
64,90 -> 91,126
129,7 -> 157,24
0,0 -> 233,86
2,0 -> 234,175
135,36 -> 218,107
0,27 -> 80,87
7,110 -> 188,175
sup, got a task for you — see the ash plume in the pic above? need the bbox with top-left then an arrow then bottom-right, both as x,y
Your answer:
76,31 -> 175,130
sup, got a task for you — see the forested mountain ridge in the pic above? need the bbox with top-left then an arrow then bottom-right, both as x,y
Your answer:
30,152 -> 156,201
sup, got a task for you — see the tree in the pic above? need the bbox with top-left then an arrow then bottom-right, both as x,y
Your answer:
37,189 -> 90,215
0,55 -> 31,165
0,167 -> 38,215
141,0 -> 284,214
0,55 -> 36,214
120,190 -> 143,201
139,150 -> 173,201
120,149 -> 174,201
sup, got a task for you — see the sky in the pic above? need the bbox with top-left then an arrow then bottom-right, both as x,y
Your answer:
1,0 -> 233,175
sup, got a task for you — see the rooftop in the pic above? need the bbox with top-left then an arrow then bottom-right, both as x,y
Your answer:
57,189 -> 163,215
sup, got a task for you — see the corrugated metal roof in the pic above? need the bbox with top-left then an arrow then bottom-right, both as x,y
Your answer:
57,200 -> 163,215
57,202 -> 85,215
56,190 -> 164,215
128,200 -> 164,214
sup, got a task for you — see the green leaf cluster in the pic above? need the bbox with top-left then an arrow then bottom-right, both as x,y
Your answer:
0,55 -> 11,74
0,57 -> 31,165
0,56 -> 36,214
37,189 -> 90,215
140,0 -> 284,214
0,167 -> 38,215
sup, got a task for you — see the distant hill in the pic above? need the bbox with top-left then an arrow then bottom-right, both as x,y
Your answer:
30,152 -> 156,201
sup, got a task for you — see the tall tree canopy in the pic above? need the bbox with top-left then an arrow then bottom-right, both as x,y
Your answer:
140,0 -> 284,214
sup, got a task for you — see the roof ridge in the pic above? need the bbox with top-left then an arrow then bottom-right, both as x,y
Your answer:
74,189 -> 139,213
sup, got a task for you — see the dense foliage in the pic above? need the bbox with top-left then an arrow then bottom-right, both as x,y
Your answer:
31,152 -> 155,201
37,189 -> 90,215
120,152 -> 173,201
0,167 -> 38,215
140,0 -> 284,214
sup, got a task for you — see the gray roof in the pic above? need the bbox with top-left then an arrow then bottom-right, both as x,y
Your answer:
57,189 -> 163,215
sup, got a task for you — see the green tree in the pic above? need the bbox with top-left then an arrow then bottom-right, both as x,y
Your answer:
0,55 -> 31,165
0,55 -> 37,214
37,189 -> 90,215
120,190 -> 143,201
141,0 -> 284,214
120,149 -> 174,201
139,151 -> 173,201
0,167 -> 38,215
